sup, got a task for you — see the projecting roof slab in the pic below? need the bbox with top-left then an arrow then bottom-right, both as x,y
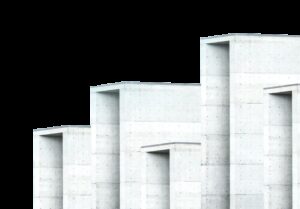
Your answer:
141,142 -> 201,153
90,81 -> 200,92
264,83 -> 300,94
33,125 -> 90,135
200,33 -> 300,44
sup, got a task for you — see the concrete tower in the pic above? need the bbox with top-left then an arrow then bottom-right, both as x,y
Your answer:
33,34 -> 300,209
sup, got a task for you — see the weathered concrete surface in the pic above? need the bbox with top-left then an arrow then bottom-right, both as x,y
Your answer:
33,126 -> 91,209
90,90 -> 120,209
264,84 -> 300,209
90,82 -> 201,209
141,143 -> 201,209
201,34 -> 300,209
33,34 -> 300,209
200,42 -> 230,209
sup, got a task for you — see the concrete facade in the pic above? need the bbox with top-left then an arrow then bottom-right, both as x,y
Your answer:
33,34 -> 300,209
90,83 -> 201,209
264,84 -> 300,209
33,126 -> 92,209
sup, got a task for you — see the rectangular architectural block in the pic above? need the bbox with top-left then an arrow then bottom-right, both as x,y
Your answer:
91,82 -> 201,209
141,142 -> 201,209
34,34 -> 300,209
90,90 -> 120,209
33,126 -> 91,209
200,41 -> 230,209
264,84 -> 300,209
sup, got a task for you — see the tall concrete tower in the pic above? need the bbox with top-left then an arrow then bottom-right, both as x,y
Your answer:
33,34 -> 300,209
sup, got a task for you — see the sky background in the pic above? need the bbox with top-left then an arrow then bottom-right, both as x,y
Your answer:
32,29 -> 299,129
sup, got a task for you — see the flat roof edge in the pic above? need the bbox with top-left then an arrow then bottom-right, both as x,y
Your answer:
33,125 -> 91,132
264,83 -> 300,90
200,33 -> 300,44
141,142 -> 201,149
90,81 -> 201,92
200,33 -> 300,40
264,83 -> 300,94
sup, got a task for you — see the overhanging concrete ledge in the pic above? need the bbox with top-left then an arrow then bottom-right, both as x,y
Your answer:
90,81 -> 200,93
141,142 -> 201,153
33,125 -> 90,136
264,83 -> 300,94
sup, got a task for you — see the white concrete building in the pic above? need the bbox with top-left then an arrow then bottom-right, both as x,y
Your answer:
33,34 -> 300,209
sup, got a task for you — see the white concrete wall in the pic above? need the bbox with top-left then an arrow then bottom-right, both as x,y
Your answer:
33,126 -> 91,209
90,91 -> 120,209
263,84 -> 300,209
141,143 -> 201,209
200,35 -> 300,209
200,43 -> 230,209
229,36 -> 300,209
33,134 -> 63,209
264,93 -> 293,209
63,128 -> 92,209
34,34 -> 300,209
170,144 -> 201,209
119,84 -> 202,209
142,152 -> 170,209
293,88 -> 300,209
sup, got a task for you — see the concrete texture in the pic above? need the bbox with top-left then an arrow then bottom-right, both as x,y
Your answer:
90,82 -> 201,209
33,126 -> 91,209
33,34 -> 300,209
141,143 -> 201,209
201,34 -> 300,209
264,84 -> 300,209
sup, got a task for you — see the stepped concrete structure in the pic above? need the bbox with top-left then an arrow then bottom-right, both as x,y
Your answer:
33,34 -> 300,209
